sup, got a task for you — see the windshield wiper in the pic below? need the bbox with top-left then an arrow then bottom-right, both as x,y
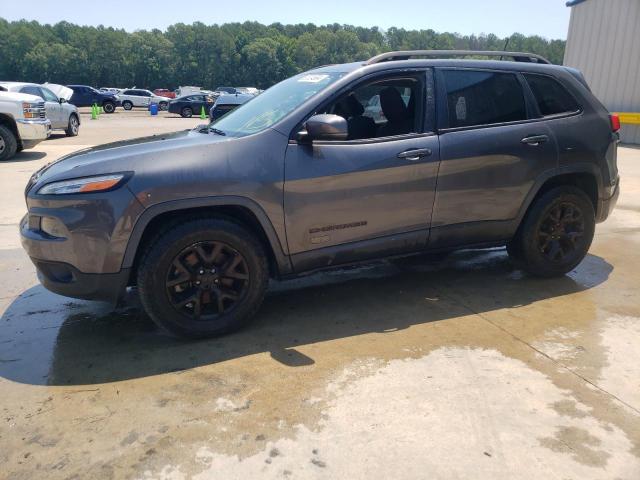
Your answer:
209,127 -> 226,136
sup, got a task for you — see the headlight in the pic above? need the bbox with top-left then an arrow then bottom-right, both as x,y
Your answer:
23,102 -> 42,119
37,174 -> 127,195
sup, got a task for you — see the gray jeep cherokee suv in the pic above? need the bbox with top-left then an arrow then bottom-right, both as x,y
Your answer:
21,50 -> 620,338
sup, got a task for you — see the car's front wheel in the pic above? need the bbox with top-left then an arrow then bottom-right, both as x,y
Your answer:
0,124 -> 18,161
122,101 -> 133,111
137,218 -> 269,338
181,107 -> 193,118
65,114 -> 79,137
159,102 -> 168,111
103,101 -> 116,113
507,186 -> 595,277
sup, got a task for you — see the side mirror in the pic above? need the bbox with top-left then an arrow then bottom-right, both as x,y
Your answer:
303,114 -> 348,142
59,97 -> 67,104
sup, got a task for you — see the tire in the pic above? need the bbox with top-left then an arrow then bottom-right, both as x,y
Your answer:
122,101 -> 133,111
508,186 -> 595,277
103,101 -> 116,113
159,102 -> 168,111
65,114 -> 80,137
0,124 -> 18,161
181,107 -> 193,118
137,218 -> 269,338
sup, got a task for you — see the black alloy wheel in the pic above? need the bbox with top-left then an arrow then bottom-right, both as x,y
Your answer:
537,201 -> 585,263
166,241 -> 250,320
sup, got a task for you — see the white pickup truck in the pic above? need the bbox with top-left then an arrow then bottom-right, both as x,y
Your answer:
0,89 -> 51,161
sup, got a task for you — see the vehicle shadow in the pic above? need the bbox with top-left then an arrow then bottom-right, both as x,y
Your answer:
8,150 -> 47,162
0,249 -> 613,386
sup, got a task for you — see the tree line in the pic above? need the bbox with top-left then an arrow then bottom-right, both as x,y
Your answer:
0,18 -> 566,90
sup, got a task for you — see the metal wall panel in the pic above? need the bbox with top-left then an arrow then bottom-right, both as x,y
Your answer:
564,0 -> 640,143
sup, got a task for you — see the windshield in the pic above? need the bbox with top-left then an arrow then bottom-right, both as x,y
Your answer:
210,72 -> 344,137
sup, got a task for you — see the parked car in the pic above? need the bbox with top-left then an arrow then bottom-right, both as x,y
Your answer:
236,87 -> 262,96
0,82 -> 80,137
208,93 -> 253,120
214,86 -> 238,95
0,88 -> 50,160
68,85 -> 118,113
168,94 -> 215,118
153,89 -> 176,99
118,89 -> 169,111
21,50 -> 620,339
174,86 -> 203,98
100,87 -> 123,95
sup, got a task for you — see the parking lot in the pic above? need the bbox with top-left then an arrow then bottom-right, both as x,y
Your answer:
1,110 -> 639,479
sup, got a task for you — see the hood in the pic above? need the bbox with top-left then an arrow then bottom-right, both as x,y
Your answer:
27,129 -> 228,193
43,83 -> 73,100
0,91 -> 42,103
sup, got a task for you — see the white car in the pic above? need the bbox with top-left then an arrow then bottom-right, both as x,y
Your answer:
0,81 -> 80,136
0,89 -> 50,160
117,89 -> 169,111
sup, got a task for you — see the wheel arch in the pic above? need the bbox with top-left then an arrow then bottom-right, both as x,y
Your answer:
123,197 -> 293,282
0,113 -> 21,146
515,165 -> 602,231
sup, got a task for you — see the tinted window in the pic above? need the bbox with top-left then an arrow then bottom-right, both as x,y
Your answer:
122,90 -> 135,95
20,86 -> 42,98
443,70 -> 527,128
524,74 -> 580,116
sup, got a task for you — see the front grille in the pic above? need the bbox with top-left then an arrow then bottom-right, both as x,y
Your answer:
37,101 -> 45,118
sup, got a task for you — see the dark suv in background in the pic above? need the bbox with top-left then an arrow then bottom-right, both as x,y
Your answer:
21,50 -> 620,338
67,85 -> 118,113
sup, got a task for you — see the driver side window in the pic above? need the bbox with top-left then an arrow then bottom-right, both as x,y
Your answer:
320,74 -> 425,141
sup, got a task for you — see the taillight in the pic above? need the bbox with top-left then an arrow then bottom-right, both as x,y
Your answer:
610,114 -> 621,132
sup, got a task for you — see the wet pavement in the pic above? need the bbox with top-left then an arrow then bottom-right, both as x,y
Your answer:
1,115 -> 639,479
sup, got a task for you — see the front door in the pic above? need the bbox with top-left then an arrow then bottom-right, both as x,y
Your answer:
284,71 -> 440,272
39,86 -> 65,129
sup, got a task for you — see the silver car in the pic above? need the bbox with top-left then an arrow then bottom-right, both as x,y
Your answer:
0,82 -> 80,136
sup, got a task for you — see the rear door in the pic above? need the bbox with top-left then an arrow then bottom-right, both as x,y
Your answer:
431,68 -> 557,247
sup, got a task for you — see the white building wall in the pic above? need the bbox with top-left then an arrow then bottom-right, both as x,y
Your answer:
564,0 -> 640,144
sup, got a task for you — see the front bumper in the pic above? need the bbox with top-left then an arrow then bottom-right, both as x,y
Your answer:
596,178 -> 620,223
16,119 -> 51,148
34,258 -> 129,303
20,214 -> 130,303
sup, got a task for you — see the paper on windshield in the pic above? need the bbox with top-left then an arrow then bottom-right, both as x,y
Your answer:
297,74 -> 330,83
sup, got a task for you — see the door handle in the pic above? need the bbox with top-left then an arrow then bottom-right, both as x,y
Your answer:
397,148 -> 432,161
521,135 -> 549,146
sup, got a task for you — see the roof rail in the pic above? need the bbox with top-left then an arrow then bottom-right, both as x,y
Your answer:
366,50 -> 551,65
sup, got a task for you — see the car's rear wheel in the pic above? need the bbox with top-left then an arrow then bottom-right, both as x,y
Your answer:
181,107 -> 193,118
159,102 -> 168,111
103,101 -> 116,113
137,218 -> 269,338
507,186 -> 595,277
122,101 -> 133,111
0,124 -> 18,161
65,114 -> 79,137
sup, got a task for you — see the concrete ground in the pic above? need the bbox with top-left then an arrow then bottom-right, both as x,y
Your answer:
0,109 -> 639,480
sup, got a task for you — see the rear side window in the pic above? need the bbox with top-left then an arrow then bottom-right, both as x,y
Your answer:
20,86 -> 42,97
524,74 -> 580,116
442,70 -> 527,128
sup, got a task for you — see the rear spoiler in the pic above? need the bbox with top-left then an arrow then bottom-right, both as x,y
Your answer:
563,66 -> 591,91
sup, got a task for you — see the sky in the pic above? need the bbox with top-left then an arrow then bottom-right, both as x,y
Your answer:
0,0 -> 572,39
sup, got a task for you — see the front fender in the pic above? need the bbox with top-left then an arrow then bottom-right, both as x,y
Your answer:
121,195 -> 293,275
